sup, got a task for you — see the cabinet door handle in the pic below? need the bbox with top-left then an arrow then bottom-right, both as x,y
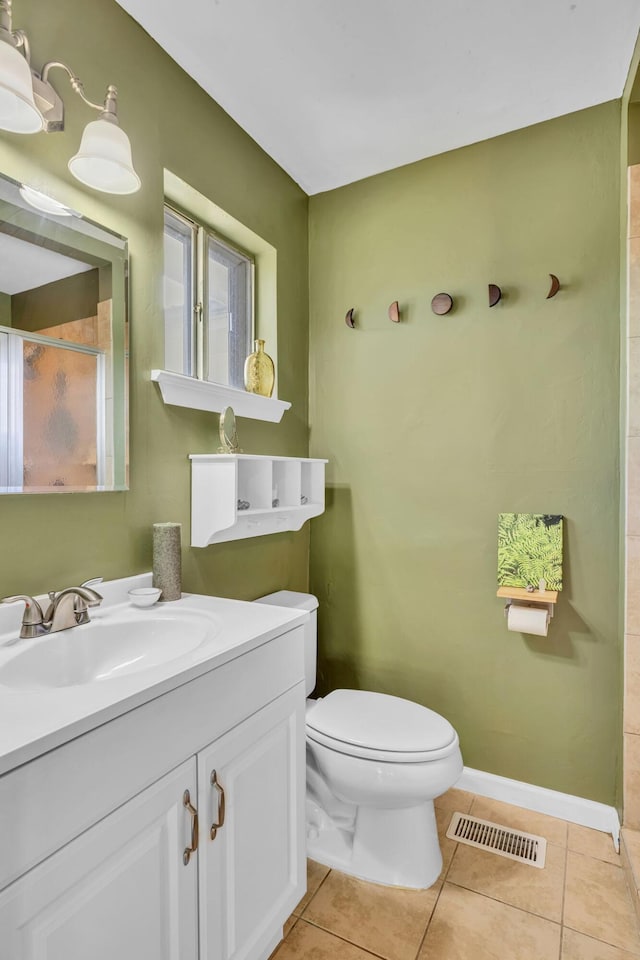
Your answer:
210,769 -> 226,840
183,789 -> 199,865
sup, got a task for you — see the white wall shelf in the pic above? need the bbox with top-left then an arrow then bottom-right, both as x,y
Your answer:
189,454 -> 327,546
151,370 -> 291,423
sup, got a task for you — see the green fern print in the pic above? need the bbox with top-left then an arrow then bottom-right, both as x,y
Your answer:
497,513 -> 563,591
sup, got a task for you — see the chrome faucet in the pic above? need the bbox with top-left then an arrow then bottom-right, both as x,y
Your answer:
0,595 -> 46,639
1,578 -> 103,639
44,586 -> 103,633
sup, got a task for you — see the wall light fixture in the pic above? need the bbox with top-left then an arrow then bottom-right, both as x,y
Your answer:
0,0 -> 140,195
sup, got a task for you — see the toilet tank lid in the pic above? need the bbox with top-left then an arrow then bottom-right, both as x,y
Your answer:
254,590 -> 319,613
306,689 -> 457,754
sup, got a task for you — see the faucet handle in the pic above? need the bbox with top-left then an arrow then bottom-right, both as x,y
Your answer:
81,577 -> 103,589
74,584 -> 103,625
1,596 -> 45,638
1,595 -> 44,622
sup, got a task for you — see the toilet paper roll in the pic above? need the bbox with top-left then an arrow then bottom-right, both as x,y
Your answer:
507,604 -> 549,637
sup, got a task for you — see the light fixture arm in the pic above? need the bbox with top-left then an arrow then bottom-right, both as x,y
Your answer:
0,1 -> 28,61
0,0 -> 14,42
12,28 -> 28,61
40,61 -> 118,119
34,61 -> 120,131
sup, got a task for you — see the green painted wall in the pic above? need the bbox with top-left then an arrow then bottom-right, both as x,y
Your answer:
12,269 -> 100,331
309,102 -> 622,804
0,0 -> 309,599
0,291 -> 11,326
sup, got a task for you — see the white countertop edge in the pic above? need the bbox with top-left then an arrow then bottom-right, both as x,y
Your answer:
0,574 -> 308,776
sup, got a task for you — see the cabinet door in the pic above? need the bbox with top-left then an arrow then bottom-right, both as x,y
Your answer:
0,759 -> 199,960
198,684 -> 306,960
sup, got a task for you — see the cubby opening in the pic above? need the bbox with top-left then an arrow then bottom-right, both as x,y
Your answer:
237,458 -> 272,511
272,460 -> 301,508
301,462 -> 324,506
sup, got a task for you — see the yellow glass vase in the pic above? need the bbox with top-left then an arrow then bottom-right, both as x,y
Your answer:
244,339 -> 275,398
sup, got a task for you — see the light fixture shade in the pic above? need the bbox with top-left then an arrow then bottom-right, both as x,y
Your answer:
19,184 -> 73,216
68,117 -> 141,195
0,37 -> 42,133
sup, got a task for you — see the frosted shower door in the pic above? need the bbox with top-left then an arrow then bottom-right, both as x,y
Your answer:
21,337 -> 103,489
4,333 -> 105,491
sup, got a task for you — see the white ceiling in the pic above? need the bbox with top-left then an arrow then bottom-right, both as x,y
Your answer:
117,0 -> 640,195
0,233 -> 92,295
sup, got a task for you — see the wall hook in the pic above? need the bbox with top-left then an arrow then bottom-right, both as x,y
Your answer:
345,308 -> 356,328
431,293 -> 453,316
488,284 -> 502,307
388,301 -> 401,323
546,274 -> 560,299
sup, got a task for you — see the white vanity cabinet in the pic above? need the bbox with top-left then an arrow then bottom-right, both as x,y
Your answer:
198,688 -> 304,960
0,621 -> 307,960
0,759 -> 200,960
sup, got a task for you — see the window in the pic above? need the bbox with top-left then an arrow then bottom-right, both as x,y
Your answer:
163,206 -> 253,388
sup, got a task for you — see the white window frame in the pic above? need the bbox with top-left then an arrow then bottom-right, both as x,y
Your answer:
163,205 -> 254,390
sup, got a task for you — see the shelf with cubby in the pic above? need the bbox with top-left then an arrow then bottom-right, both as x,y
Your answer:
189,454 -> 327,546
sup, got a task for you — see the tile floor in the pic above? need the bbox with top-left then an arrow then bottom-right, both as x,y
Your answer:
271,789 -> 640,960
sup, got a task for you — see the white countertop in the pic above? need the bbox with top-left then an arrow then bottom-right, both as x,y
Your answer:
0,574 -> 308,776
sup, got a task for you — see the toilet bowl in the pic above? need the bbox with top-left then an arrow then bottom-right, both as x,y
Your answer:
255,592 -> 463,889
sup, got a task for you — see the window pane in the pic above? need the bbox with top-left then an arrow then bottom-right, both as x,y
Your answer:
206,237 -> 251,388
163,210 -> 194,376
207,252 -> 230,385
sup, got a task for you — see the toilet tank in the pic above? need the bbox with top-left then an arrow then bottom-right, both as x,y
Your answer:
254,591 -> 318,695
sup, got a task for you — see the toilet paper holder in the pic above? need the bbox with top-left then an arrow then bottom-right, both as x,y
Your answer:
497,586 -> 558,619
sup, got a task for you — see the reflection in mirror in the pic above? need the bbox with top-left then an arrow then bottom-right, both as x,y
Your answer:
0,173 -> 128,492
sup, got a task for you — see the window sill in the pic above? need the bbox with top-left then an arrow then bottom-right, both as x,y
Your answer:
151,370 -> 291,423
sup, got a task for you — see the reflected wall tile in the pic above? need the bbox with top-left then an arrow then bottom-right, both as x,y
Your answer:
629,239 -> 640,338
626,635 -> 640,736
629,340 -> 640,438
624,733 -> 640,831
628,440 -> 640,536
626,538 -> 640,636
630,166 -> 640,239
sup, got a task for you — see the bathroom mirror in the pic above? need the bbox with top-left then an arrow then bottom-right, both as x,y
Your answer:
0,173 -> 128,492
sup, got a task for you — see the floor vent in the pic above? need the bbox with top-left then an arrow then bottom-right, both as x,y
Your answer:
446,812 -> 547,868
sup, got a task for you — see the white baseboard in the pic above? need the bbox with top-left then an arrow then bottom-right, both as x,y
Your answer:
457,766 -> 621,849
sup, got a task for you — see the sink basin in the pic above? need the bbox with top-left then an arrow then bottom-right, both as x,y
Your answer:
0,609 -> 218,689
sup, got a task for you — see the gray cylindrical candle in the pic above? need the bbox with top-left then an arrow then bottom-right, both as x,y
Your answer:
153,522 -> 182,601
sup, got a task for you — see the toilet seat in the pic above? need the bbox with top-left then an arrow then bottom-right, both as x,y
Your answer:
306,689 -> 459,764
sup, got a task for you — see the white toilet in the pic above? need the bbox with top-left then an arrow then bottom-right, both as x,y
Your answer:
256,591 -> 463,889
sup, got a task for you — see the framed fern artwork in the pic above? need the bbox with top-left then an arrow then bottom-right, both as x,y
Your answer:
497,513 -> 563,591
